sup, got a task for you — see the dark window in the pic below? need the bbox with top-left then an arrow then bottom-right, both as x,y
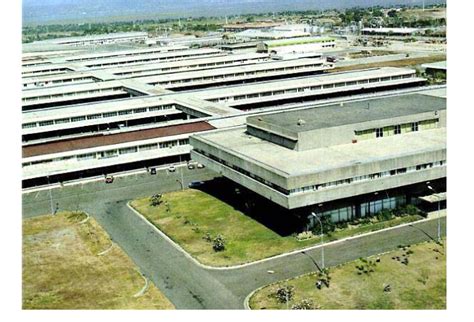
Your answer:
394,125 -> 401,135
375,128 -> 384,138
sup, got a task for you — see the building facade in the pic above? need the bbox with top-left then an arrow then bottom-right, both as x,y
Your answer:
190,93 -> 446,222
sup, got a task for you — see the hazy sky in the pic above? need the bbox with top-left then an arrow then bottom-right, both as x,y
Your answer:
23,0 -> 445,25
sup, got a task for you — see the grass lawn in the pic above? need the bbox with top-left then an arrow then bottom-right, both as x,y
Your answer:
23,212 -> 174,309
249,239 -> 446,310
130,188 -> 423,267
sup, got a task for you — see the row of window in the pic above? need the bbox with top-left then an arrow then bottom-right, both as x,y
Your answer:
194,149 -> 445,196
22,138 -> 190,167
194,149 -> 289,194
115,58 -> 267,76
315,195 -> 406,224
22,68 -> 71,77
151,63 -> 324,86
356,119 -> 438,140
85,51 -> 221,68
22,86 -> 125,102
207,73 -> 415,103
290,161 -> 446,194
66,48 -> 185,62
22,104 -> 176,129
23,77 -> 95,88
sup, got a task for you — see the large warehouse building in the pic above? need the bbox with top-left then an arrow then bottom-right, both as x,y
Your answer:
190,93 -> 446,222
21,32 -> 438,189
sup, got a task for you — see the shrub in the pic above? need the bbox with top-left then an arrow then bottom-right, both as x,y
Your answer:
376,209 -> 393,221
355,257 -> 377,275
202,232 -> 212,242
212,234 -> 226,252
296,231 -> 314,241
149,194 -> 163,207
292,298 -> 317,310
335,221 -> 349,229
405,204 -> 421,216
275,285 -> 295,303
316,268 -> 331,289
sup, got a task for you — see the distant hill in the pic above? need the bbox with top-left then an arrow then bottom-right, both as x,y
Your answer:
22,0 -> 445,25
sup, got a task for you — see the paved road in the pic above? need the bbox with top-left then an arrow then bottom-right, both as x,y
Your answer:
22,168 -> 446,309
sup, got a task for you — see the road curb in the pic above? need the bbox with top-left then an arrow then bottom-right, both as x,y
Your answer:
127,202 -> 445,271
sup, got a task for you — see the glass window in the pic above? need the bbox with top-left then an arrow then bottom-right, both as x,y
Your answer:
375,128 -> 384,138
39,120 -> 54,126
22,122 -> 37,129
119,147 -> 137,154
103,112 -> 118,118
139,143 -> 158,151
178,139 -> 189,145
412,122 -> 419,132
87,114 -> 101,120
71,116 -> 86,122
55,118 -> 70,124
394,124 -> 401,135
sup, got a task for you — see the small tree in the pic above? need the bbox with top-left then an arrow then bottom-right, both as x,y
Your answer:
275,285 -> 295,304
150,194 -> 163,207
316,268 -> 331,289
355,257 -> 378,275
212,234 -> 226,252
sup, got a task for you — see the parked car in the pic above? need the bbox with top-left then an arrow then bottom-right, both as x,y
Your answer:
197,163 -> 205,169
168,165 -> 176,172
187,163 -> 195,170
188,181 -> 204,188
150,167 -> 157,175
105,175 -> 114,184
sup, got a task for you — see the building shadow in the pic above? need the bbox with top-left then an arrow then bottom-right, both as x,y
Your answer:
196,177 -> 306,237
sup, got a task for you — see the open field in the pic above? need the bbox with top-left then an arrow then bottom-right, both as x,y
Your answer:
249,239 -> 446,310
23,211 -> 174,309
331,54 -> 446,73
130,188 -> 423,267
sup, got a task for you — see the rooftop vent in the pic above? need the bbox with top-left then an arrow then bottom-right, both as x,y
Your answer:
297,119 -> 306,126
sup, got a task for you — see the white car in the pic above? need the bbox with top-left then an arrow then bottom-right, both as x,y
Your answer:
168,165 -> 176,172
197,163 -> 205,169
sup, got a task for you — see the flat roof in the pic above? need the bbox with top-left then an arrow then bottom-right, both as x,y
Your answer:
23,121 -> 214,158
64,45 -> 189,62
362,27 -> 420,34
248,94 -> 446,134
81,48 -> 223,67
419,192 -> 447,203
135,58 -> 325,84
22,80 -> 126,100
422,61 -> 447,71
43,32 -> 148,45
23,95 -> 181,123
103,52 -> 270,75
191,67 -> 417,98
194,126 -> 445,177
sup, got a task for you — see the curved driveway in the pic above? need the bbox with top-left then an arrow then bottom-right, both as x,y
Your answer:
22,168 -> 446,309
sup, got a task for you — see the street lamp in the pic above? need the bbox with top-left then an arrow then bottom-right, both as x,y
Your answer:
310,212 -> 325,269
426,184 -> 442,243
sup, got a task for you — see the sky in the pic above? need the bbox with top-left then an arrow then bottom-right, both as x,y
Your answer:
22,0 -> 445,25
